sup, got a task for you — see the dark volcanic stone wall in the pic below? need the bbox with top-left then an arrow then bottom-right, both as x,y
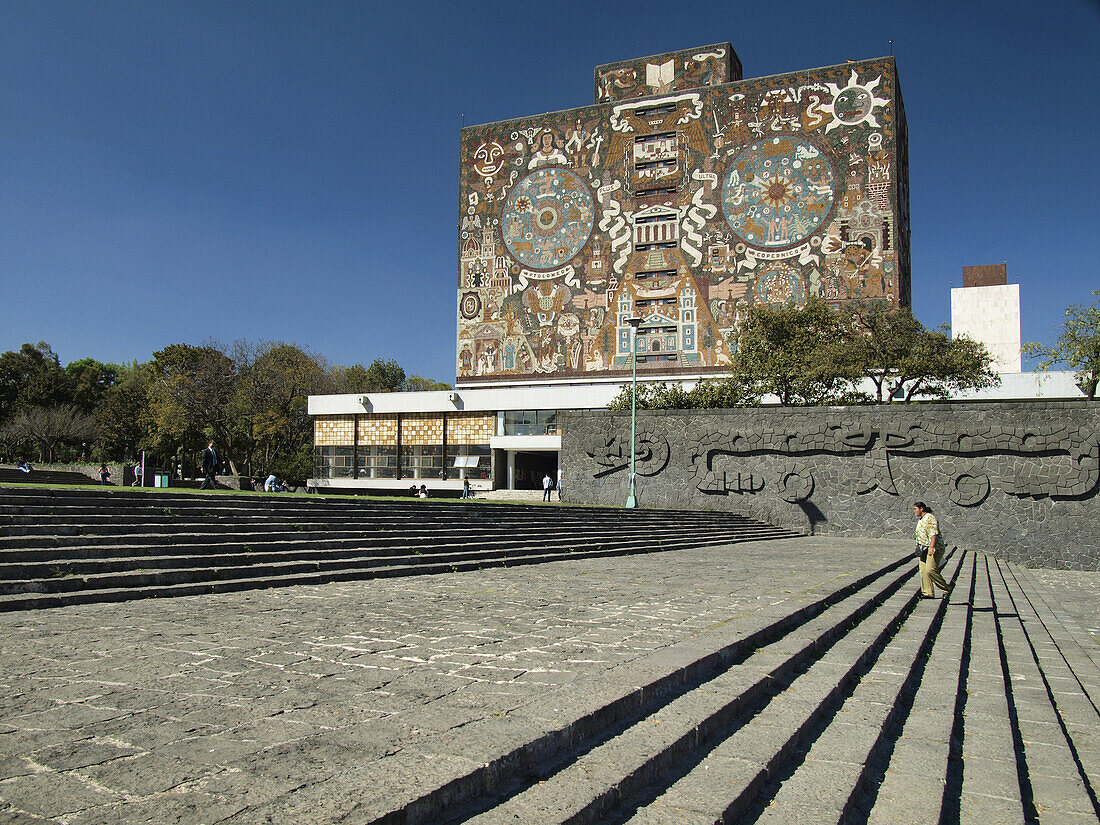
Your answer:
560,402 -> 1100,570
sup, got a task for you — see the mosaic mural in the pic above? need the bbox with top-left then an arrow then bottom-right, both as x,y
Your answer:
457,45 -> 909,383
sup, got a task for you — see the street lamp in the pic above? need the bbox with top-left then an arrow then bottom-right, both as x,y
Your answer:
625,316 -> 642,508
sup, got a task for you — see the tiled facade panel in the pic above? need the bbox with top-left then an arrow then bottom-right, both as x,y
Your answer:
594,43 -> 741,103
458,47 -> 909,384
357,414 -> 398,446
314,415 -> 355,447
446,412 -> 495,444
401,412 -> 444,445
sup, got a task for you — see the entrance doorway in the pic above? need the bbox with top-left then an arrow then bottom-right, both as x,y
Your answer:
512,451 -> 557,490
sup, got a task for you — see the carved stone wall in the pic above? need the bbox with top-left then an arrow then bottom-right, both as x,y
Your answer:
560,402 -> 1100,570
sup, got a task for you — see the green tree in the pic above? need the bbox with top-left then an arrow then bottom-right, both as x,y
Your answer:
0,343 -> 71,423
834,303 -> 997,403
1024,290 -> 1100,399
891,327 -> 1000,402
233,342 -> 333,475
729,297 -> 856,406
332,358 -> 407,394
607,378 -> 758,410
363,359 -> 406,393
148,344 -> 238,471
65,358 -> 119,413
405,375 -> 452,391
95,363 -> 153,460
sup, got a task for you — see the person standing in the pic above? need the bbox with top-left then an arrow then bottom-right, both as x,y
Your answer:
914,501 -> 952,599
542,472 -> 553,502
200,441 -> 218,490
98,463 -> 110,485
462,478 -> 471,499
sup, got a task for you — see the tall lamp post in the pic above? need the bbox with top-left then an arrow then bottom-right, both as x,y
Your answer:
625,316 -> 642,508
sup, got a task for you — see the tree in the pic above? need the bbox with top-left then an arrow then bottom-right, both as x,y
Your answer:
835,302 -> 999,403
95,363 -> 153,460
0,342 -> 71,423
405,375 -> 452,392
233,342 -> 333,475
728,297 -> 857,405
836,302 -> 923,403
894,328 -> 1000,402
333,358 -> 407,394
65,358 -> 119,412
1024,290 -> 1100,400
2,405 -> 97,463
363,359 -> 406,393
148,344 -> 238,471
606,378 -> 758,410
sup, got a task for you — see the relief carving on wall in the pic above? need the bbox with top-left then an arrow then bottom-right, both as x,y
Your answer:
586,420 -> 1099,505
586,429 -> 670,478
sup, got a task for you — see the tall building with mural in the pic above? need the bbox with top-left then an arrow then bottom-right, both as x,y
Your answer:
309,44 -> 915,493
457,43 -> 910,385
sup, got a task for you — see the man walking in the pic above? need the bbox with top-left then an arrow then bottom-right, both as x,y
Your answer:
200,441 -> 218,490
542,472 -> 553,502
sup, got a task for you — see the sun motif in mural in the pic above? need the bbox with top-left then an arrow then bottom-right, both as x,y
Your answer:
762,175 -> 794,208
822,71 -> 890,132
721,136 -> 837,250
501,167 -> 595,270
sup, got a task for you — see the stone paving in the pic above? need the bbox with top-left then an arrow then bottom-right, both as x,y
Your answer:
0,537 -> 1096,824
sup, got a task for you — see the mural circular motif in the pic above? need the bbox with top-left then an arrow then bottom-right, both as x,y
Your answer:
721,136 -> 836,250
459,292 -> 482,320
501,167 -> 595,270
834,87 -> 874,124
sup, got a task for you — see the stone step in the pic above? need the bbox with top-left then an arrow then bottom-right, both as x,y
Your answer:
1008,562 -> 1100,696
0,509 -> 764,543
0,527 -> 789,610
863,551 -> 977,825
0,485 -> 750,519
956,554 -> 1028,825
0,533 -> 775,612
0,487 -> 797,610
612,551 -> 963,825
0,524 -> 785,579
987,558 -> 1099,824
745,551 -> 965,824
371,551 -> 919,825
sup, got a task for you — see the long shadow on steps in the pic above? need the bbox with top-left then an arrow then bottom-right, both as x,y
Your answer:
369,551 -> 916,825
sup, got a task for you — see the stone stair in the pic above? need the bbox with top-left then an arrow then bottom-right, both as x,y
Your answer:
0,466 -> 97,486
356,549 -> 1100,825
0,486 -> 795,611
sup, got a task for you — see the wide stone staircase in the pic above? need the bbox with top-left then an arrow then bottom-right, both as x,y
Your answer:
351,549 -> 1100,825
0,466 -> 98,486
0,486 -> 795,611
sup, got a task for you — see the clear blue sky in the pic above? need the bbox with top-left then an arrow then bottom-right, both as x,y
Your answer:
2,0 -> 1097,383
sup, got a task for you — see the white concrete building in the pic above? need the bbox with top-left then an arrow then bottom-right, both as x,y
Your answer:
951,264 -> 1022,373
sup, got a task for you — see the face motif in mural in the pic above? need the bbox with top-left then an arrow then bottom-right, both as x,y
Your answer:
501,167 -> 595,270
721,136 -> 837,250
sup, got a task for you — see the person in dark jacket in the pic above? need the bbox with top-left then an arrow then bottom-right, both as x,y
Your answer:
200,441 -> 218,490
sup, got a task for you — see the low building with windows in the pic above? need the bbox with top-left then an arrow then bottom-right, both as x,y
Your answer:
309,384 -> 622,493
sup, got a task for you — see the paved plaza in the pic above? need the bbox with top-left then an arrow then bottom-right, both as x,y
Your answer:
1,537 -> 1097,824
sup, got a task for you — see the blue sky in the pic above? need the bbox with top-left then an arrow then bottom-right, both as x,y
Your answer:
2,0 -> 1097,383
